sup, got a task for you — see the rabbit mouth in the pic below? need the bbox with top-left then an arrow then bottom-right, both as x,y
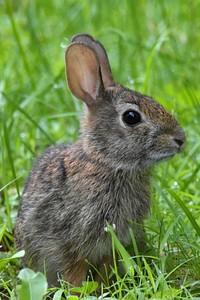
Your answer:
152,152 -> 176,163
160,153 -> 176,161
150,136 -> 185,163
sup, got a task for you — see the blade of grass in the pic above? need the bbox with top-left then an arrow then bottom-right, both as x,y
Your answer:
19,69 -> 65,110
153,182 -> 186,232
5,0 -> 35,89
168,190 -> 200,237
3,92 -> 55,144
164,256 -> 197,281
129,228 -> 142,269
0,177 -> 20,193
0,223 -> 7,241
159,217 -> 180,255
106,223 -> 135,275
142,32 -> 168,94
1,147 -> 13,231
2,112 -> 20,200
143,258 -> 156,295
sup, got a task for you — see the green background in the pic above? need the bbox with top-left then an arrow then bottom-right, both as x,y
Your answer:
1,0 -> 200,298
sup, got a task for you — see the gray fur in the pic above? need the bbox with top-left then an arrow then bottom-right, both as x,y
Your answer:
15,34 -> 186,286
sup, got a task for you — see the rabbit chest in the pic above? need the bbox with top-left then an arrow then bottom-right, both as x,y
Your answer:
57,144 -> 151,260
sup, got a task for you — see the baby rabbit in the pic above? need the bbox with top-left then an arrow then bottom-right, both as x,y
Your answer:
15,34 -> 186,287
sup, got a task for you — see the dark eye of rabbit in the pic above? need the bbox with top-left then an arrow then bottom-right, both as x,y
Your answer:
122,110 -> 141,126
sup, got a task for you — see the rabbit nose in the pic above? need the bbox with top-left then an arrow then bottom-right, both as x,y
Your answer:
173,131 -> 186,150
174,138 -> 184,147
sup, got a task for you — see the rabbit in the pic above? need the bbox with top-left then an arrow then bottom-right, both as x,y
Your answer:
15,33 -> 186,287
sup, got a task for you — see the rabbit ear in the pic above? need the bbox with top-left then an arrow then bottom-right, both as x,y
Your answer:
65,43 -> 103,105
71,34 -> 114,88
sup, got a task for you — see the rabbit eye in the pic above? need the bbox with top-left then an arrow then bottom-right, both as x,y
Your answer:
122,110 -> 141,126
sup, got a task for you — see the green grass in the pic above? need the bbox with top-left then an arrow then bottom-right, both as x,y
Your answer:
1,0 -> 200,299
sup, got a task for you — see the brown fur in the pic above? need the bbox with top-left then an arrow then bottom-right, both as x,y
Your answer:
15,34 -> 186,287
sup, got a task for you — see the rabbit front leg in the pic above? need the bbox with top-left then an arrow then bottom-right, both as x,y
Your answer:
64,258 -> 88,287
94,255 -> 114,285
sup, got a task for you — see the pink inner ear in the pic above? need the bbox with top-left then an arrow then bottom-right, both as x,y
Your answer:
81,54 -> 99,100
66,44 -> 101,104
70,34 -> 114,88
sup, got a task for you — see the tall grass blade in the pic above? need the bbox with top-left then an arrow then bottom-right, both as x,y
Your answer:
106,223 -> 134,275
153,182 -> 187,237
168,190 -> 200,237
3,92 -> 55,144
2,112 -> 20,200
5,0 -> 35,88
159,217 -> 180,255
142,32 -> 168,94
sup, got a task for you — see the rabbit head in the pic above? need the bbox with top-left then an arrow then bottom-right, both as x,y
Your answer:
65,34 -> 186,171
